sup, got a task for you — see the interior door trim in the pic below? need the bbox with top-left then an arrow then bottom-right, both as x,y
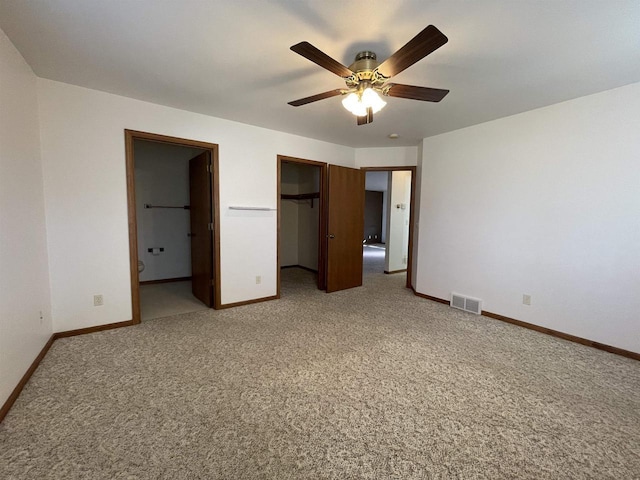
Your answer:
276,155 -> 328,296
360,166 -> 417,290
125,129 -> 221,324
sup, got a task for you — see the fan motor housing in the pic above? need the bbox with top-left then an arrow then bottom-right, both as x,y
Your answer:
350,51 -> 377,71
346,51 -> 386,87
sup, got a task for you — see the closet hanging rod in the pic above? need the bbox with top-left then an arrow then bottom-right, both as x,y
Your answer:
144,204 -> 190,210
280,192 -> 320,200
280,192 -> 320,208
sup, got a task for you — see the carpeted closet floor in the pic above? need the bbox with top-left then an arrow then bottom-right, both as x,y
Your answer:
1,267 -> 638,479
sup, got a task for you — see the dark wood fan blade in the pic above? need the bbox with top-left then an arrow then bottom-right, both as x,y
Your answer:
291,42 -> 353,78
385,84 -> 449,102
377,25 -> 448,78
356,107 -> 374,126
288,89 -> 344,107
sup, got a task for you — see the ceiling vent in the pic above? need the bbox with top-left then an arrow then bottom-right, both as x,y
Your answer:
450,293 -> 482,315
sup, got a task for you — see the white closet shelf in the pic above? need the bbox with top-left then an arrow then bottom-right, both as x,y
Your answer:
228,206 -> 277,211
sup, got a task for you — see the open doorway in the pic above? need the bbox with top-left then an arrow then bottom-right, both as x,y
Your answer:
125,130 -> 220,324
277,156 -> 327,296
362,167 -> 416,289
277,157 -> 366,296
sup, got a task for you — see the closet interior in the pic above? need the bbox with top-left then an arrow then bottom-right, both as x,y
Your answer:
134,139 -> 211,320
280,162 -> 321,275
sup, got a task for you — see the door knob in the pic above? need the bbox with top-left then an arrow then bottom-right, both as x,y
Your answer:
328,234 -> 335,239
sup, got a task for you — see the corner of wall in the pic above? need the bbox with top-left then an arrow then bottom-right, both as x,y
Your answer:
0,26 -> 53,406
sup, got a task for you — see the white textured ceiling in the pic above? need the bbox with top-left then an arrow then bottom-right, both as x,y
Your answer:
1,0 -> 639,147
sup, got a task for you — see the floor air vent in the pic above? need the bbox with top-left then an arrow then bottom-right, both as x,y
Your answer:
450,293 -> 482,315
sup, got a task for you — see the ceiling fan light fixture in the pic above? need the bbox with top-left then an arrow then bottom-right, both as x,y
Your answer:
362,88 -> 386,113
341,92 -> 366,116
289,25 -> 449,126
342,88 -> 386,116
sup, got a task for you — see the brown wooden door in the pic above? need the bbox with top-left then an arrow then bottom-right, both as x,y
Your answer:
189,152 -> 213,306
326,165 -> 365,292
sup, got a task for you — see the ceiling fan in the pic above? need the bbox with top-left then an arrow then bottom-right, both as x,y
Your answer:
288,25 -> 450,126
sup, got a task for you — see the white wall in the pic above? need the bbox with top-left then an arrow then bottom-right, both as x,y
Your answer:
416,82 -> 640,353
385,171 -> 411,272
0,29 -> 52,406
355,146 -> 418,168
38,79 -> 355,332
134,141 -> 203,282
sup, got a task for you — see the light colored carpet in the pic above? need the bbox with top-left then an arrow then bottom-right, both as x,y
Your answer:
363,244 -> 386,275
140,280 -> 209,321
1,268 -> 639,479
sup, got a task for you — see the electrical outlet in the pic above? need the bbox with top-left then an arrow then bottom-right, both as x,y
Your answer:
523,294 -> 531,306
255,276 -> 261,285
402,256 -> 407,265
94,294 -> 104,306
